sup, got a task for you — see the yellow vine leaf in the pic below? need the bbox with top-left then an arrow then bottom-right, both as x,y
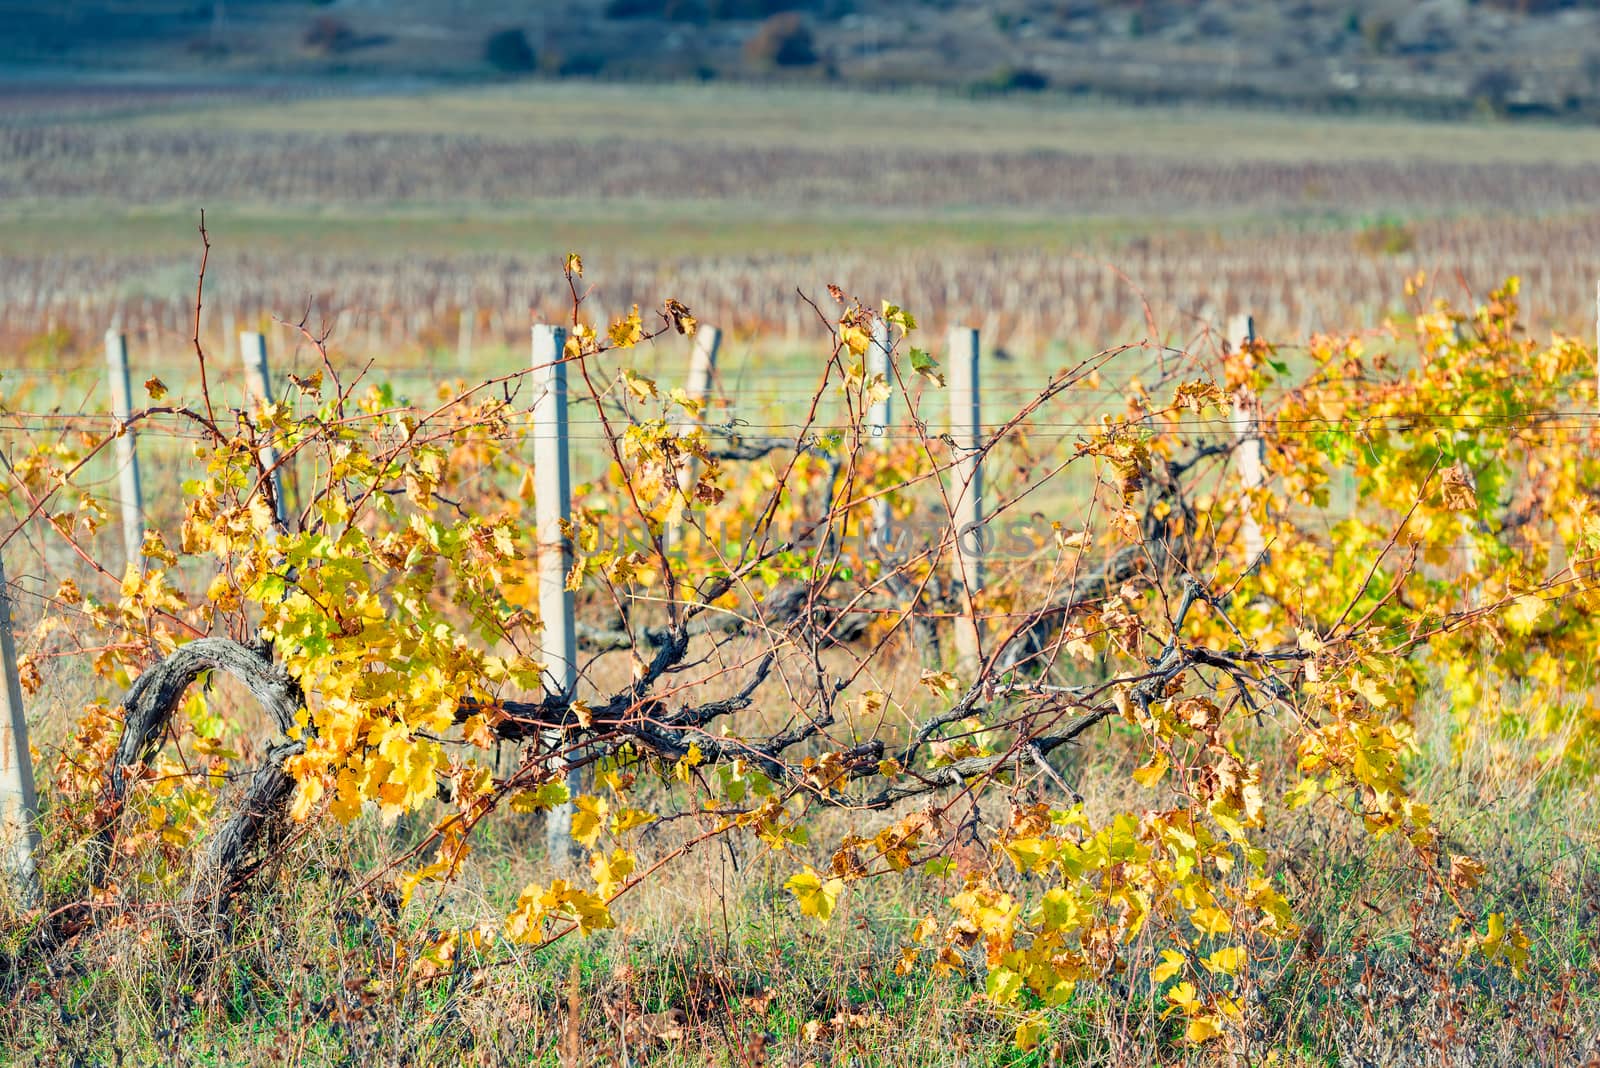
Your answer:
1014,1016 -> 1047,1051
571,795 -> 609,849
1167,981 -> 1201,1014
620,368 -> 657,403
1151,948 -> 1186,983
1202,946 -> 1245,976
673,742 -> 704,784
1505,594 -> 1549,635
510,781 -> 571,813
785,867 -> 843,924
1132,752 -> 1169,788
609,305 -> 644,348
590,849 -> 636,898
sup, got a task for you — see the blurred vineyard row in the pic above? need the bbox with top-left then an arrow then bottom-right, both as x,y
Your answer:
8,122 -> 1600,212
5,214 -> 1599,370
6,82 -> 1600,369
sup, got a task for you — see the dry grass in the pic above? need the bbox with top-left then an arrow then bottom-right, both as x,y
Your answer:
4,648 -> 1598,1066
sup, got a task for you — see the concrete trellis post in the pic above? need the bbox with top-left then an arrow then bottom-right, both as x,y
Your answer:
867,317 -> 894,549
867,318 -> 892,446
530,324 -> 581,862
664,325 -> 721,554
238,331 -> 289,529
684,324 -> 721,416
948,326 -> 984,668
457,294 -> 475,370
675,324 -> 722,498
1437,320 -> 1483,604
1228,314 -> 1266,569
0,552 -> 42,909
104,330 -> 145,571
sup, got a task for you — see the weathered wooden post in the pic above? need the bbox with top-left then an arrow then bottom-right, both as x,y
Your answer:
104,330 -> 145,572
531,324 -> 581,862
1228,314 -> 1266,569
238,331 -> 289,529
0,552 -> 42,909
948,326 -> 984,668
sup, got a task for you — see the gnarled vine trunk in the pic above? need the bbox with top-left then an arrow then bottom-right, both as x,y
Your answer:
4,639 -> 306,990
97,637 -> 305,908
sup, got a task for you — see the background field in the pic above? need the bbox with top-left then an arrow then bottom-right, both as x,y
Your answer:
5,78 -> 1600,391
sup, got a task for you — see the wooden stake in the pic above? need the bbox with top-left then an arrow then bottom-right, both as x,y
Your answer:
531,324 -> 581,863
0,552 -> 41,909
104,330 -> 145,572
1228,314 -> 1266,569
948,326 -> 984,668
238,332 -> 289,529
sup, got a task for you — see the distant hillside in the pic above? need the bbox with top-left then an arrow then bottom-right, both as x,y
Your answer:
5,0 -> 1600,121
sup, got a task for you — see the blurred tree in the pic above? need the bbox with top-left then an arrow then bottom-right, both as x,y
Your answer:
485,28 -> 537,73
745,13 -> 817,66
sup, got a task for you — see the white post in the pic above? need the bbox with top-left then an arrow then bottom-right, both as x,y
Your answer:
1228,314 -> 1266,569
531,324 -> 581,862
1440,320 -> 1481,603
867,317 -> 892,447
0,553 -> 42,909
675,325 -> 722,497
666,325 -> 721,555
948,327 -> 984,668
238,331 -> 289,529
868,317 -> 894,551
457,295 -> 475,370
104,330 -> 145,572
685,325 -> 720,413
